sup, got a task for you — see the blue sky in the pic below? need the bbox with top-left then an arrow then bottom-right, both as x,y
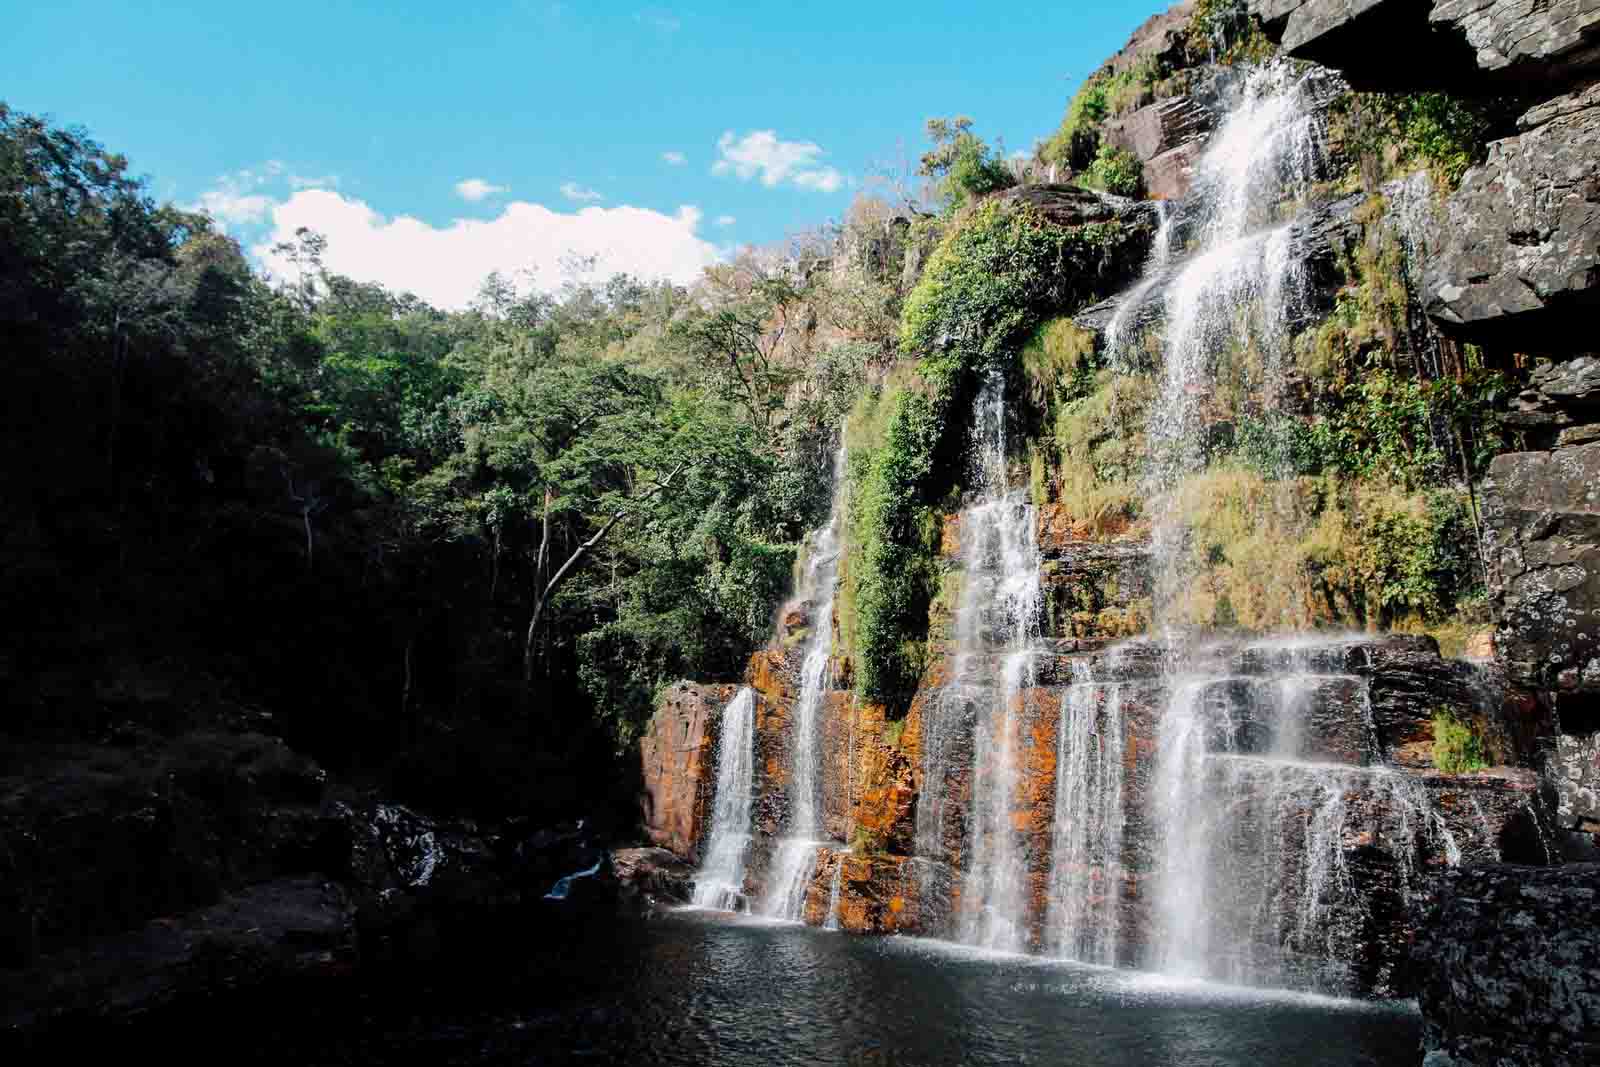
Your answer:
12,1 -> 1167,306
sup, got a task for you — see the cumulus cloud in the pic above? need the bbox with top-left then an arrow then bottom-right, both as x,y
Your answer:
712,130 -> 845,193
454,178 -> 508,202
661,150 -> 687,165
715,215 -> 736,227
252,189 -> 720,309
560,181 -> 604,202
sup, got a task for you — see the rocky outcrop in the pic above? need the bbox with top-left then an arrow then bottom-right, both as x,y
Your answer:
0,730 -> 608,1030
1103,96 -> 1216,200
1253,0 -> 1600,90
1506,354 -> 1600,449
1073,189 -> 1368,347
1425,84 -> 1600,349
1432,0 -> 1600,86
1413,863 -> 1600,1066
1482,441 -> 1600,695
1,876 -> 356,1030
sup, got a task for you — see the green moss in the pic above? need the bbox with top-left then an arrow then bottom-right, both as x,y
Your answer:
881,718 -> 907,749
1433,710 -> 1489,773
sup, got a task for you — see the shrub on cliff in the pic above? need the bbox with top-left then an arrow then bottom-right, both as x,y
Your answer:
841,202 -> 1142,704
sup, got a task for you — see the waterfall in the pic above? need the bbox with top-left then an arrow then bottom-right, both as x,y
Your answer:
937,373 -> 1043,952
1138,63 -> 1328,614
1045,659 -> 1126,964
1103,199 -> 1174,365
690,687 -> 757,911
822,850 -> 848,931
1147,642 -> 1467,992
760,447 -> 849,920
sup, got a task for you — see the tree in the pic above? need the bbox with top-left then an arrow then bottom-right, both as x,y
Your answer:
918,116 -> 1016,210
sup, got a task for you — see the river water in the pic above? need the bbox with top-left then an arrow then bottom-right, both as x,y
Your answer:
109,907 -> 1422,1065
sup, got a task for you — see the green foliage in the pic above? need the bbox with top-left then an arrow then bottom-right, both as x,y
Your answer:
1432,710 -> 1489,774
903,202 -> 1128,392
918,116 -> 1016,211
1167,467 -> 1477,631
1081,144 -> 1146,198
1186,0 -> 1274,64
0,102 -> 885,787
1042,73 -> 1118,170
845,385 -> 943,702
1334,91 -> 1511,189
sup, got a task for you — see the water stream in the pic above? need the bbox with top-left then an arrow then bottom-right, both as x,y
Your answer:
761,448 -> 849,920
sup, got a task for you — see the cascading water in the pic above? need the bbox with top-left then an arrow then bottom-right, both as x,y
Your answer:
1102,199 -> 1174,366
760,448 -> 849,920
1137,64 -> 1328,614
1045,659 -> 1126,964
691,687 -> 757,911
940,373 -> 1044,952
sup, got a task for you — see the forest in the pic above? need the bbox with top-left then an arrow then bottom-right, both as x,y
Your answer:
0,101 -> 904,819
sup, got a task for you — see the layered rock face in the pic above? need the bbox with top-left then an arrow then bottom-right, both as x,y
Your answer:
640,506 -> 1543,996
1426,84 -> 1600,347
1253,0 -> 1600,90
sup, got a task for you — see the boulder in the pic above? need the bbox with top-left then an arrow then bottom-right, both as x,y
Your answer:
1103,97 -> 1216,200
1481,441 -> 1600,694
610,846 -> 696,907
1425,83 -> 1600,349
1413,863 -> 1600,1066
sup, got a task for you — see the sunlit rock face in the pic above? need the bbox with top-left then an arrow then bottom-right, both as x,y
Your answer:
1426,85 -> 1600,349
638,681 -> 740,859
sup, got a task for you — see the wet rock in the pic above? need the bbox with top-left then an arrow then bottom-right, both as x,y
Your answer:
611,847 -> 696,907
0,876 -> 356,1030
1482,441 -> 1600,694
1413,863 -> 1600,1066
1073,189 -> 1367,350
1036,509 -> 1152,643
1425,84 -> 1600,348
638,681 -> 739,859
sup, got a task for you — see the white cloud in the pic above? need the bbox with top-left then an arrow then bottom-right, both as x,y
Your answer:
454,178 -> 508,202
196,188 -> 276,225
289,173 -> 339,190
661,150 -> 687,166
715,214 -> 736,227
253,189 -> 720,309
560,181 -> 604,202
712,130 -> 845,193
